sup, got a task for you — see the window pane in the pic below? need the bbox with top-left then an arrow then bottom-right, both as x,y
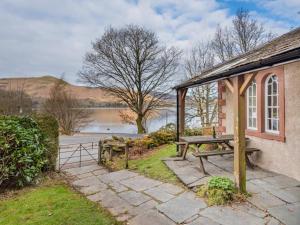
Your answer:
268,96 -> 272,105
253,118 -> 257,127
268,84 -> 272,95
268,109 -> 272,118
273,96 -> 277,106
268,119 -> 272,130
273,119 -> 278,131
273,108 -> 278,118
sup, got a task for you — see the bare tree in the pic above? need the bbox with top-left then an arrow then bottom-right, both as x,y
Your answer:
212,26 -> 235,62
43,78 -> 87,135
212,8 -> 275,62
0,81 -> 32,115
79,25 -> 181,133
232,8 -> 265,54
185,42 -> 218,127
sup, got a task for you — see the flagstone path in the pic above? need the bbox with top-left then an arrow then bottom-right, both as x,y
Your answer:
63,163 -> 300,225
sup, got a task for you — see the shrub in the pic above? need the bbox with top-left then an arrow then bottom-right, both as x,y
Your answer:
32,113 -> 59,171
0,116 -> 47,188
197,176 -> 236,205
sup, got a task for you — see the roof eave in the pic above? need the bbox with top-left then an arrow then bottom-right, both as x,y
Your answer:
174,47 -> 300,90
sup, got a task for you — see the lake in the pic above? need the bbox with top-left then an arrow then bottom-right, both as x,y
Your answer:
80,108 -> 177,134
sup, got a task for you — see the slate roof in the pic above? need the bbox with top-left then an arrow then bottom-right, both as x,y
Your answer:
175,27 -> 300,89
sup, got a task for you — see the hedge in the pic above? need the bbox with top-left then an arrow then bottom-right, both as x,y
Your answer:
32,113 -> 59,171
0,116 -> 47,188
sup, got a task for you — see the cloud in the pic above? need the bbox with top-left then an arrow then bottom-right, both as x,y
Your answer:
0,0 -> 294,84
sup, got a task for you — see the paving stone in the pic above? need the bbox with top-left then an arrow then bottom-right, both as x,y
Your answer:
188,176 -> 210,188
72,176 -> 103,187
120,175 -> 162,191
262,175 -> 300,189
128,209 -> 176,225
248,191 -> 286,210
155,183 -> 184,195
185,216 -> 221,225
264,217 -> 281,225
157,192 -> 207,223
182,214 -> 199,223
118,190 -> 151,206
231,202 -> 266,218
144,187 -> 176,202
87,192 -> 104,202
268,187 -> 300,203
249,179 -> 277,192
64,164 -> 102,175
98,170 -> 138,184
246,181 -> 266,194
116,214 -> 132,222
246,169 -> 277,180
77,172 -> 94,179
200,206 -> 266,225
109,182 -> 128,193
99,190 -> 134,216
80,183 -> 107,195
128,200 -> 159,216
174,167 -> 206,185
92,169 -> 108,176
268,203 -> 300,225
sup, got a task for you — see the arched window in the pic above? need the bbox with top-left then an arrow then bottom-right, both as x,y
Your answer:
265,75 -> 279,133
247,80 -> 257,129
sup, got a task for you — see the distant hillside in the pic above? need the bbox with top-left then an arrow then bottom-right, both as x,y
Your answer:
0,76 -> 124,108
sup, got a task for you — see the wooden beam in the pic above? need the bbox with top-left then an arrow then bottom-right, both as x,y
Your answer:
224,79 -> 234,93
181,88 -> 188,101
239,72 -> 257,95
232,76 -> 247,193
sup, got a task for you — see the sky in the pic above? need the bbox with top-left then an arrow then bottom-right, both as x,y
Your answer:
0,0 -> 299,84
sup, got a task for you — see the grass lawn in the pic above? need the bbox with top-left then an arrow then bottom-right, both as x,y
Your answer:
110,144 -> 181,185
0,178 -> 121,225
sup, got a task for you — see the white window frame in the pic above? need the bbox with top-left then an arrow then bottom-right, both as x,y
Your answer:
265,74 -> 279,134
246,80 -> 257,130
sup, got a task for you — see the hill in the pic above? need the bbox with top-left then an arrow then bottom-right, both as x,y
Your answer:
0,76 -> 124,108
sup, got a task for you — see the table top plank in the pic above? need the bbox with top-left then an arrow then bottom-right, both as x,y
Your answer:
179,134 -> 234,144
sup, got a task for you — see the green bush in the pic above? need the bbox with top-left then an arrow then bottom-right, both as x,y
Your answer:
0,116 -> 47,188
32,113 -> 59,171
197,176 -> 236,205
208,176 -> 235,192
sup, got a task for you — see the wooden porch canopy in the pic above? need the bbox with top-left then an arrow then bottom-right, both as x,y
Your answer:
173,27 -> 300,192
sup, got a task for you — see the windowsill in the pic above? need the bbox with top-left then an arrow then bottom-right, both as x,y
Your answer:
245,129 -> 285,142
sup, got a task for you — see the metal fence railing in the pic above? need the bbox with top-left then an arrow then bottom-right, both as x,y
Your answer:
59,142 -> 99,170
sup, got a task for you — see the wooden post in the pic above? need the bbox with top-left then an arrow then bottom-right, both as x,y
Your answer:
98,140 -> 102,165
178,88 -> 187,136
232,76 -> 247,193
124,143 -> 129,169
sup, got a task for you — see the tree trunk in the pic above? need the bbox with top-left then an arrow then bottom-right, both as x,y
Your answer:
136,114 -> 146,134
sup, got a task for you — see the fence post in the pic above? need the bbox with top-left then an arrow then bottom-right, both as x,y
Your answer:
125,143 -> 129,169
58,146 -> 61,171
98,140 -> 102,165
79,144 -> 82,167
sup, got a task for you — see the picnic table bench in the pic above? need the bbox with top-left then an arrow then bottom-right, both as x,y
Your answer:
192,148 -> 260,174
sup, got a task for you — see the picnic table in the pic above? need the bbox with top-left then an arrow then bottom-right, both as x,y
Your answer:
177,134 -> 235,159
176,135 -> 259,174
